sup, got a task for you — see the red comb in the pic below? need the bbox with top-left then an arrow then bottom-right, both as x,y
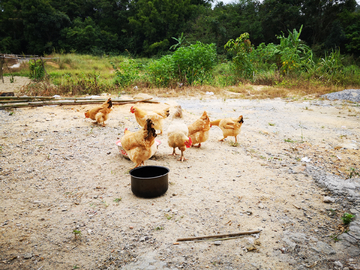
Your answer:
186,137 -> 193,148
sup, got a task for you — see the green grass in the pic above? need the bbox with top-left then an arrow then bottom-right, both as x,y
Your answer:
3,52 -> 359,98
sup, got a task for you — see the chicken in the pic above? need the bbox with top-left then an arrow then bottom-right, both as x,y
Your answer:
188,111 -> 211,148
167,106 -> 192,161
120,119 -> 157,168
130,105 -> 170,135
85,98 -> 113,126
210,115 -> 244,143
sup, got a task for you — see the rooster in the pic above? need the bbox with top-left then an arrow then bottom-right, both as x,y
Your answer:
130,105 -> 170,135
210,115 -> 244,143
120,119 -> 157,168
167,105 -> 192,161
85,98 -> 113,127
188,111 -> 211,148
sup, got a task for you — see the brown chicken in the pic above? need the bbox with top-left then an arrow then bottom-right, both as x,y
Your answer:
188,111 -> 211,148
85,98 -> 112,126
167,106 -> 192,161
120,119 -> 157,168
210,115 -> 244,143
130,105 -> 170,135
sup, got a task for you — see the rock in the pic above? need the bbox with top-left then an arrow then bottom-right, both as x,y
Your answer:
323,196 -> 335,203
24,253 -> 33,259
311,241 -> 336,255
334,261 -> 343,268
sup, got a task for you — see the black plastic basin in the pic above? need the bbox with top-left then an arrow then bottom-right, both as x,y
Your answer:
130,166 -> 169,198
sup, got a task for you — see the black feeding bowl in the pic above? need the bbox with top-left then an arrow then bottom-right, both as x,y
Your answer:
130,166 -> 169,198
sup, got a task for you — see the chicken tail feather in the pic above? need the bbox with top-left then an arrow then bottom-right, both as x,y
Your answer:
210,119 -> 221,126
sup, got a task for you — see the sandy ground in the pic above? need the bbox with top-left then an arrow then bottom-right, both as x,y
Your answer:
0,76 -> 31,94
0,78 -> 360,270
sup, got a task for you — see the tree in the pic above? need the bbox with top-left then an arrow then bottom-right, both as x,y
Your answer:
21,0 -> 70,54
259,0 -> 303,45
59,17 -> 118,54
128,0 -> 200,55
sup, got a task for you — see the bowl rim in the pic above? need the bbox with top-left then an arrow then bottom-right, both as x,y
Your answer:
129,165 -> 170,180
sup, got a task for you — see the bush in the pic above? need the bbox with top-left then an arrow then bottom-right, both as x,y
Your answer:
146,42 -> 217,87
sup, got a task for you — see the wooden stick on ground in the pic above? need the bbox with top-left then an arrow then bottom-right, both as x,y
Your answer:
176,230 -> 261,242
0,98 -> 159,109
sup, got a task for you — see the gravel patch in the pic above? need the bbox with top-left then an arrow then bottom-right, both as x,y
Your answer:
321,89 -> 360,103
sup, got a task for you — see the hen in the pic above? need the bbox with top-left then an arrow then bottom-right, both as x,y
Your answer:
188,111 -> 211,148
130,105 -> 170,135
167,106 -> 192,161
120,119 -> 157,168
211,115 -> 244,143
85,98 -> 112,126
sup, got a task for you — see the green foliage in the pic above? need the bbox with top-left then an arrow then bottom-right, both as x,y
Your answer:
172,42 -> 217,85
349,167 -> 360,179
29,60 -> 46,81
111,59 -> 140,88
341,213 -> 355,225
113,198 -> 122,203
147,42 -> 217,86
73,229 -> 82,239
225,32 -> 254,79
60,17 -> 118,55
170,33 -> 188,50
146,55 -> 176,87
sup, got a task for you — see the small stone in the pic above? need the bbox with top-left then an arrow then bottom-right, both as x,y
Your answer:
323,196 -> 335,203
173,242 -> 179,245
214,241 -> 221,246
129,226 -> 134,229
246,245 -> 257,251
24,253 -> 33,259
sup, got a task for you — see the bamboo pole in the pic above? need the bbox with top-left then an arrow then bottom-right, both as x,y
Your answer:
0,98 -> 159,109
0,96 -> 54,100
176,230 -> 261,242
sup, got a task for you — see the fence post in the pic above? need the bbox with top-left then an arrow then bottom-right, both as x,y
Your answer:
0,55 -> 4,83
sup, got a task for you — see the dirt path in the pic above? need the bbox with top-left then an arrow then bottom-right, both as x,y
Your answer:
0,88 -> 360,269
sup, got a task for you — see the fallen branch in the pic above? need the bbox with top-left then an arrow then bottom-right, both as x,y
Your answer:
0,98 -> 158,109
176,230 -> 261,242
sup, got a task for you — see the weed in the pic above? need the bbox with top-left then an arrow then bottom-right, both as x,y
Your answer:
268,123 -> 275,126
164,213 -> 173,220
284,138 -> 295,143
341,213 -> 355,225
330,234 -> 341,242
73,229 -> 82,239
73,265 -> 80,269
229,141 -> 239,147
155,226 -> 164,231
328,209 -> 337,216
113,198 -> 122,203
101,201 -> 109,208
349,167 -> 360,179
9,111 -> 14,116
